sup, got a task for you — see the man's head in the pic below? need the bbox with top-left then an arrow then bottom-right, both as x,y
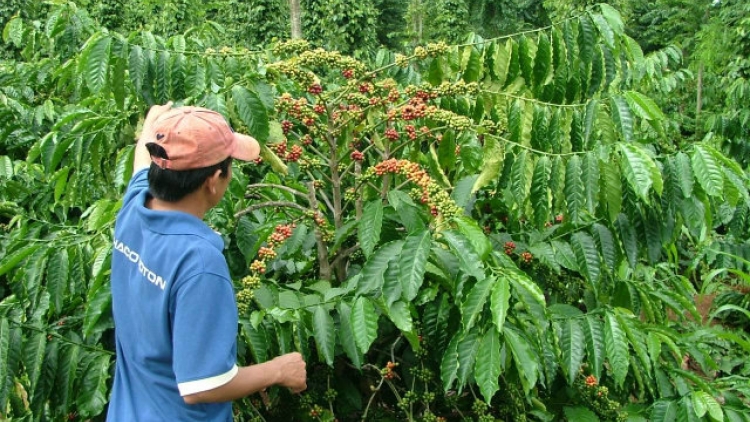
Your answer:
144,106 -> 260,203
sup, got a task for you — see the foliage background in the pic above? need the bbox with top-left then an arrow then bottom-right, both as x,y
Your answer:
0,0 -> 749,421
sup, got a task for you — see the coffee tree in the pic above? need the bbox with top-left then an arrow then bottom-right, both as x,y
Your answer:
0,2 -> 749,421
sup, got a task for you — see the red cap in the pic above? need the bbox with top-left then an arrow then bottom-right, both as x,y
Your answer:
146,106 -> 260,170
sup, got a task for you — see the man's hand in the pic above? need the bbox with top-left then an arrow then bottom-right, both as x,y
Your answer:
272,352 -> 307,394
134,102 -> 174,172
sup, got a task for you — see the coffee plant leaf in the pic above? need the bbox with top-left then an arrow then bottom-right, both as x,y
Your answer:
559,317 -> 584,385
442,230 -> 485,282
357,240 -> 403,296
440,333 -> 460,392
398,230 -> 430,302
475,328 -> 502,402
455,328 -> 480,388
359,199 -> 383,259
312,305 -> 335,366
504,325 -> 539,395
231,85 -> 269,143
460,275 -> 495,332
336,301 -> 362,368
351,296 -> 378,355
604,311 -> 629,388
583,315 -> 605,379
490,276 -> 510,334
563,406 -> 600,422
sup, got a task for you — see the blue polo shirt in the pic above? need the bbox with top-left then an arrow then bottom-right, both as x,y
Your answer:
107,169 -> 238,421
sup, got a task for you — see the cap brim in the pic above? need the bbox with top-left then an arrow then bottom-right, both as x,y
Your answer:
231,133 -> 261,161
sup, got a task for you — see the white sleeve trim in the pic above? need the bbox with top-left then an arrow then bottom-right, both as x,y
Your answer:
178,364 -> 239,396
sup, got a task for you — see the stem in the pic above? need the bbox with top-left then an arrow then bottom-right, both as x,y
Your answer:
245,183 -> 308,201
234,201 -> 309,219
307,181 -> 332,281
355,161 -> 363,219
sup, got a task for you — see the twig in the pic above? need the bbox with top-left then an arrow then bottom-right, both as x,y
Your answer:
245,183 -> 308,201
234,201 -> 309,219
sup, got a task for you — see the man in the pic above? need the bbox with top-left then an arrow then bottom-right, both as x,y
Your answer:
107,102 -> 306,421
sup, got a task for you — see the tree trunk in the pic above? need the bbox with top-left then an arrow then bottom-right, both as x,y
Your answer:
290,0 -> 302,39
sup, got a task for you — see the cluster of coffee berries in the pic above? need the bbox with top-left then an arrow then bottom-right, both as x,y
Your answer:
576,374 -> 628,422
308,404 -> 324,419
504,241 -> 516,255
384,127 -> 400,140
266,60 -> 317,87
271,39 -> 311,56
395,53 -> 410,68
426,42 -> 449,56
295,49 -> 366,74
364,159 -> 462,220
520,251 -> 533,264
381,361 -> 398,380
342,68 -> 355,79
308,83 -> 323,95
350,150 -> 364,161
421,412 -> 446,422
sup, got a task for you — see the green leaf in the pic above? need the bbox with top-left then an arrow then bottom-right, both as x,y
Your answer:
560,318 -> 585,385
83,281 -> 111,340
472,136 -> 504,193
461,276 -> 495,332
54,344 -> 79,415
0,318 -> 10,410
356,240 -> 404,295
624,91 -> 665,121
564,406 -> 600,422
492,40 -> 512,86
564,155 -> 584,223
399,230 -> 431,301
619,143 -> 660,202
601,157 -> 622,222
313,306 -> 335,366
651,400 -> 679,422
351,296 -> 378,354
691,144 -> 723,197
441,230 -> 485,282
456,329 -> 480,388
337,302 -> 362,368
128,45 -> 146,93
490,276 -> 511,333
533,33 -> 553,88
76,354 -> 110,417
231,85 -> 270,143
583,316 -> 605,379
440,333 -> 460,391
611,96 -> 634,143
510,150 -> 529,207
592,223 -> 616,272
241,319 -> 268,363
387,301 -> 414,334
475,329 -> 502,402
590,12 -> 615,48
571,232 -> 600,285
604,311 -> 629,387
462,46 -> 483,82
504,326 -> 539,395
114,145 -> 135,188
0,244 -> 43,277
23,330 -> 47,399
82,34 -> 111,94
359,200 -> 384,259
599,4 -> 624,34
531,156 -> 551,228
691,391 -> 723,421
582,152 -> 600,215
455,216 -> 491,260
46,247 -> 69,315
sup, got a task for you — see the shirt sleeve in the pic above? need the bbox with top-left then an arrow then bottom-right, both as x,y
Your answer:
171,273 -> 239,396
122,168 -> 149,207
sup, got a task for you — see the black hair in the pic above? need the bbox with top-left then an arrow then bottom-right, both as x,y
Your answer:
146,143 -> 232,202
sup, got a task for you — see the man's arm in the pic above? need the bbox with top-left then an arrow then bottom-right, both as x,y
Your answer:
134,102 -> 173,172
183,352 -> 307,405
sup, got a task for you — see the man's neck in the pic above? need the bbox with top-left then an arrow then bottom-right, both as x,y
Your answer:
146,195 -> 208,220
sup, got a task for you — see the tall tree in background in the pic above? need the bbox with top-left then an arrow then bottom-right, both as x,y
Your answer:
290,0 -> 301,38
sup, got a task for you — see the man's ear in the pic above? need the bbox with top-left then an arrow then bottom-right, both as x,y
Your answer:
205,169 -> 223,195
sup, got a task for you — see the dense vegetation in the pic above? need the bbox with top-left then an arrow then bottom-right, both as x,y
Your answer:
0,1 -> 748,421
